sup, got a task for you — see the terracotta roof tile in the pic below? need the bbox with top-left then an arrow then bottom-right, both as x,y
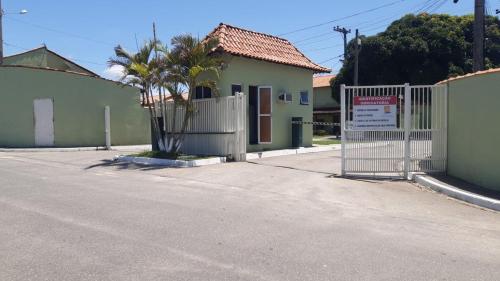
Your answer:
313,75 -> 336,88
437,68 -> 500,84
207,23 -> 330,73
141,93 -> 188,106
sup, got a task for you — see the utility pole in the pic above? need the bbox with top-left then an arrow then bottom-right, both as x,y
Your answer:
0,0 -> 4,65
453,0 -> 485,71
333,26 -> 351,63
473,0 -> 485,71
353,29 -> 361,86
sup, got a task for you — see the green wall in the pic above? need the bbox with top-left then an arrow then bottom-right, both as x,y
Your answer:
446,72 -> 500,191
217,56 -> 315,152
313,86 -> 338,109
0,67 -> 150,148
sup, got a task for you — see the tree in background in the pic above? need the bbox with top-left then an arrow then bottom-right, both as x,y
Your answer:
331,13 -> 500,100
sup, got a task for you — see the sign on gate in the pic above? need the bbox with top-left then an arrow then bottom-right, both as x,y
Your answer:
341,84 -> 448,179
353,96 -> 397,130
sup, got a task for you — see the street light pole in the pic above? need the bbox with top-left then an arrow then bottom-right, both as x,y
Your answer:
0,0 -> 28,65
0,0 -> 4,65
354,29 -> 361,86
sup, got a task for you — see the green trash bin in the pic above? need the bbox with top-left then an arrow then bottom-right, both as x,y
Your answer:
292,117 -> 303,148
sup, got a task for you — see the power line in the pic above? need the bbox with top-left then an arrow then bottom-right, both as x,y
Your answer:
295,35 -> 340,47
428,0 -> 449,13
292,31 -> 333,44
278,0 -> 407,36
318,54 -> 344,64
302,43 -> 344,53
298,0 -> 437,55
4,15 -> 116,47
358,0 -> 443,33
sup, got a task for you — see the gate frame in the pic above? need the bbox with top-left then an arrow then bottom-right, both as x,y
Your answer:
341,83 -> 447,179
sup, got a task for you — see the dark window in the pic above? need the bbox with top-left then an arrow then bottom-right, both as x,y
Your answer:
194,86 -> 212,99
231,84 -> 242,96
300,91 -> 309,105
249,86 -> 259,145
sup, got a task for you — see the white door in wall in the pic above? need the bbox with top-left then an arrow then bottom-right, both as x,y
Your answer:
33,98 -> 55,147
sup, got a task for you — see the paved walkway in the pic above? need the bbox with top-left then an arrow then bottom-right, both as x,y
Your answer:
0,150 -> 499,280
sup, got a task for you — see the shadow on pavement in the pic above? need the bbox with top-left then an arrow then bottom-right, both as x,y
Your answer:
84,159 -> 181,171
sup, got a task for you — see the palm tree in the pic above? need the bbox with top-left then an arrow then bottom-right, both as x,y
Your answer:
109,35 -> 223,154
108,40 -> 169,151
162,35 -> 223,153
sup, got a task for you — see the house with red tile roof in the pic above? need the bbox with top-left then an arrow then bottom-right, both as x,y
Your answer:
312,75 -> 339,135
204,23 -> 330,151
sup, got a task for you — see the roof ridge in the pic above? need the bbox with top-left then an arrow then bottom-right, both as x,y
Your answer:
218,23 -> 290,43
4,45 -> 47,58
207,23 -> 331,73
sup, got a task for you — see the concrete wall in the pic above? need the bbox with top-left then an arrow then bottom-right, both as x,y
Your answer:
446,71 -> 500,191
216,55 -> 314,152
0,66 -> 150,148
313,86 -> 338,109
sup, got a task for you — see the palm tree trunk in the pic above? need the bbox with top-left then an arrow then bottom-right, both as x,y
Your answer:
146,85 -> 165,151
173,83 -> 195,153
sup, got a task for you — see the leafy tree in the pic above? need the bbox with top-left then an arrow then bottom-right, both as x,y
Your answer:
331,13 -> 500,100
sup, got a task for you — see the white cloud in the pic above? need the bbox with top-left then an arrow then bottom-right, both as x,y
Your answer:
102,65 -> 125,81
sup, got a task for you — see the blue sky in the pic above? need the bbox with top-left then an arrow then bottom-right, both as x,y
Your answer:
2,0 -> 483,78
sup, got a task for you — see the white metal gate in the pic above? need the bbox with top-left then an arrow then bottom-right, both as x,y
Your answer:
163,93 -> 247,161
341,84 -> 447,178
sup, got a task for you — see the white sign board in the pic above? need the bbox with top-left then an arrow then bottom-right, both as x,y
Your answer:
353,96 -> 397,130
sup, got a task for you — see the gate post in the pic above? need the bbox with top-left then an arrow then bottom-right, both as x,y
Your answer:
105,106 -> 111,150
403,83 -> 411,179
340,84 -> 346,176
233,93 -> 247,161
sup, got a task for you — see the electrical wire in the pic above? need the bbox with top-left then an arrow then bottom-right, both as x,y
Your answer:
4,16 -> 116,47
318,54 -> 344,64
278,0 -> 407,36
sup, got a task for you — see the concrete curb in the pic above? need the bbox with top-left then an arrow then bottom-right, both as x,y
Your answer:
246,145 -> 340,160
0,145 -> 152,153
414,175 -> 500,212
0,147 -> 106,152
113,155 -> 227,168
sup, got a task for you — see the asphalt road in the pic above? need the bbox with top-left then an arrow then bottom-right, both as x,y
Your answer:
0,150 -> 499,281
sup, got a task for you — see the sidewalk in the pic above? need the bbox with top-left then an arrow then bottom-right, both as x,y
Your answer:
246,144 -> 340,160
0,145 -> 152,153
414,174 -> 500,212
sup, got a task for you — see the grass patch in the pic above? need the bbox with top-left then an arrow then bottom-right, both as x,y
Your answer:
130,151 -> 212,161
313,139 -> 341,145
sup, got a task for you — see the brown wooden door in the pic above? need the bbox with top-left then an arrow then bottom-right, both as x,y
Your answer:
258,87 -> 272,143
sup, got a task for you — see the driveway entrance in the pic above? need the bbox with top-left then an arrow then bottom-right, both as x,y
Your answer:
1,150 -> 499,280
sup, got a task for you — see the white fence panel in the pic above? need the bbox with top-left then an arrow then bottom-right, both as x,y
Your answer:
161,94 -> 246,160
